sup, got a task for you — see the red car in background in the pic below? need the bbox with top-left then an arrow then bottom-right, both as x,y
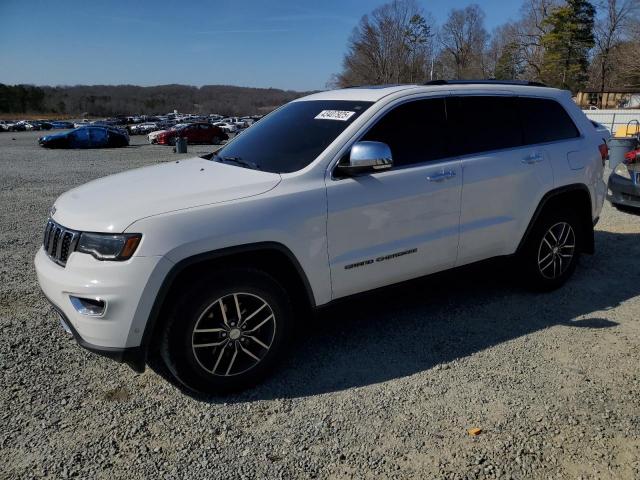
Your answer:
156,123 -> 228,145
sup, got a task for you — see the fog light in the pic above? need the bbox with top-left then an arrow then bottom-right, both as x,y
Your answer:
69,296 -> 106,316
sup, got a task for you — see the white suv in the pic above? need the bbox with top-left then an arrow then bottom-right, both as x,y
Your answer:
35,81 -> 608,393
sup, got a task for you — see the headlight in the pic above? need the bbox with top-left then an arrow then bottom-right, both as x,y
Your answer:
614,163 -> 632,180
76,233 -> 141,261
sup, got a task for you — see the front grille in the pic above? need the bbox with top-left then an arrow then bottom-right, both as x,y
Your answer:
43,219 -> 80,267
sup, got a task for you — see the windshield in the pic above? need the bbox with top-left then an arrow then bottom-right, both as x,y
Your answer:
211,100 -> 372,173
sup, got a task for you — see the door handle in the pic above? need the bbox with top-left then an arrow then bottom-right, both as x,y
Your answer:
522,153 -> 543,164
426,170 -> 456,182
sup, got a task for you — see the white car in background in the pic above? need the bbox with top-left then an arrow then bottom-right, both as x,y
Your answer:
130,122 -> 158,135
222,117 -> 248,129
73,119 -> 92,128
212,121 -> 238,133
35,81 -> 607,395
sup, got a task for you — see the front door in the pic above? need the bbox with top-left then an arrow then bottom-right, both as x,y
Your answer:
325,97 -> 462,299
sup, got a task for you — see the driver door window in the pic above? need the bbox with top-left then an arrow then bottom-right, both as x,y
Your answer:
361,98 -> 448,168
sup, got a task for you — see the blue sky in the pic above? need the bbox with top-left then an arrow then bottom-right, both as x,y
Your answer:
0,0 -> 523,91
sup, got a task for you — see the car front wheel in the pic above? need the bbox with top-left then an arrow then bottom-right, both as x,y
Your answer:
160,268 -> 293,394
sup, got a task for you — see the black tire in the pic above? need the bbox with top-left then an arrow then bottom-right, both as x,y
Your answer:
168,138 -> 176,146
160,268 -> 293,394
211,136 -> 220,145
519,208 -> 581,291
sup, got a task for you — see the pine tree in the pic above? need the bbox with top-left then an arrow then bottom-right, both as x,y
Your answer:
540,0 -> 596,92
494,42 -> 522,80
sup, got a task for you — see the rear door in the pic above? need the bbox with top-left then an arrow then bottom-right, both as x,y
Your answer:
326,97 -> 462,299
183,126 -> 197,142
197,124 -> 211,142
447,95 -> 554,265
88,128 -> 109,147
69,128 -> 90,148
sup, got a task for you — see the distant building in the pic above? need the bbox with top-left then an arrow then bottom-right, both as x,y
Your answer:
576,88 -> 640,109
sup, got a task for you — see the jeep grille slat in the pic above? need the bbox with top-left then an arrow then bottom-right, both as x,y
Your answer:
43,219 -> 80,267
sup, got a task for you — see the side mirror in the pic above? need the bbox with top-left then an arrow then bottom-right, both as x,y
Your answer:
338,141 -> 393,175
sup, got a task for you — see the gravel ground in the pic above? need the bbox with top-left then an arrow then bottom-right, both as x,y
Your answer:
1,130 -> 639,479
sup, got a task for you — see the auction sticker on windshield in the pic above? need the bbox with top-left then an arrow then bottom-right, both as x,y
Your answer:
315,110 -> 356,121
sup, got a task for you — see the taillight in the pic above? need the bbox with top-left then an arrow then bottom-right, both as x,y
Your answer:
598,143 -> 609,166
624,149 -> 640,164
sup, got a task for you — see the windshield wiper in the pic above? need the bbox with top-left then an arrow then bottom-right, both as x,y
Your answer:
212,154 -> 260,170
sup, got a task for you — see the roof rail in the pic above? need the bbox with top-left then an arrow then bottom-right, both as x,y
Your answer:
424,79 -> 548,87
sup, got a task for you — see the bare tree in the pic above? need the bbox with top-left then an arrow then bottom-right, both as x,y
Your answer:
486,22 -> 523,79
438,4 -> 489,79
333,0 -> 435,87
610,16 -> 640,85
591,0 -> 639,103
513,0 -> 558,80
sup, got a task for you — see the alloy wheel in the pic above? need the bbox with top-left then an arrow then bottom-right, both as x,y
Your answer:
191,292 -> 276,376
537,221 -> 575,280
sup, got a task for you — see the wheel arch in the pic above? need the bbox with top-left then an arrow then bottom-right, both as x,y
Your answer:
140,242 -> 316,361
517,183 -> 595,255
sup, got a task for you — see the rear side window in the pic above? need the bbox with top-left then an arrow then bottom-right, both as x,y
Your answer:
446,96 -> 523,156
361,98 -> 448,167
518,97 -> 580,144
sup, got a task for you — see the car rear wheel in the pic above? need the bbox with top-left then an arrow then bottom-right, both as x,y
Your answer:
160,268 -> 293,394
520,209 -> 581,291
211,136 -> 221,144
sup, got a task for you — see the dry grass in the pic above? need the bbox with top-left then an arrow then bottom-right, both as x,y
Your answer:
0,113 -> 82,121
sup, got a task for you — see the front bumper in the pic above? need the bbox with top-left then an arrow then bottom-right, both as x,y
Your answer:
46,295 -> 145,372
35,247 -> 173,370
607,172 -> 640,209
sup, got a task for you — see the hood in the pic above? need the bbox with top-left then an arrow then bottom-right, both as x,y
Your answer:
52,157 -> 281,232
39,131 -> 67,142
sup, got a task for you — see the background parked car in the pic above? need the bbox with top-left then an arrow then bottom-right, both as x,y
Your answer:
129,122 -> 159,135
212,121 -> 238,133
10,121 -> 29,131
147,123 -> 189,144
73,119 -> 92,128
25,121 -> 52,131
608,148 -> 640,212
155,122 -> 228,145
38,126 -> 129,149
50,121 -> 75,129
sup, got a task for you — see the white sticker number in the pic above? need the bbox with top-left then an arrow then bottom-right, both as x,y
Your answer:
315,110 -> 356,121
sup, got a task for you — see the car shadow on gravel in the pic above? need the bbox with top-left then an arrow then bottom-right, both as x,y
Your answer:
189,230 -> 637,403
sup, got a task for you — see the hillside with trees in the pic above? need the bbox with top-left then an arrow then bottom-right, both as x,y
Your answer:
0,84 -> 311,116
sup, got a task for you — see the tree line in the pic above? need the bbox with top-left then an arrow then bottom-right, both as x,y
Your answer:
332,0 -> 640,103
0,84 -> 310,116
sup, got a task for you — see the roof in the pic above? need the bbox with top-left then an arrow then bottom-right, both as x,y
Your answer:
297,83 -> 563,103
297,85 -> 423,102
